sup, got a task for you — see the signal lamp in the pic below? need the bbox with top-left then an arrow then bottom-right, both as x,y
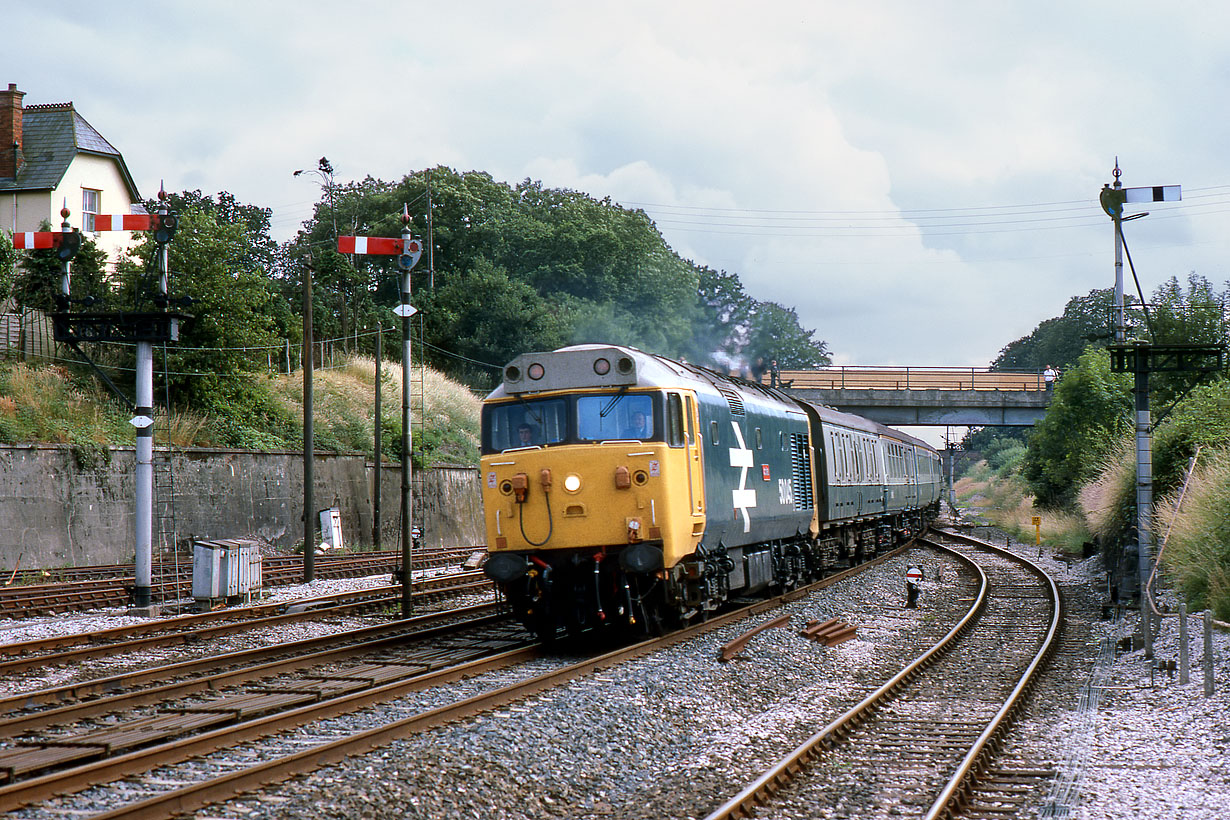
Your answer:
56,231 -> 82,261
563,474 -> 582,493
593,358 -> 611,376
154,212 -> 178,244
528,363 -> 545,380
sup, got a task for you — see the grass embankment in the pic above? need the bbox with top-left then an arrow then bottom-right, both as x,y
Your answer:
954,459 -> 1090,555
0,356 -> 481,466
1083,437 -> 1230,621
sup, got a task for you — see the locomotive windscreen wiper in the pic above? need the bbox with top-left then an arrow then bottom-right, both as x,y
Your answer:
599,386 -> 627,418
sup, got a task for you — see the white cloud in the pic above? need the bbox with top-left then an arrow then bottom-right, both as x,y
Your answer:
6,0 -> 1230,367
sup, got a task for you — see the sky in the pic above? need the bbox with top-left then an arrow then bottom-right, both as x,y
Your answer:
6,1 -> 1230,370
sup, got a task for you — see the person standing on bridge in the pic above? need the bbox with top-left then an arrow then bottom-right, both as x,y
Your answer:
1043,364 -> 1058,391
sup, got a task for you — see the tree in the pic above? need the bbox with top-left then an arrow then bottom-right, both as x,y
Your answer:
424,257 -> 576,387
118,199 -> 291,410
284,166 -> 831,383
992,287 -> 1120,371
7,221 -> 108,313
742,301 -> 831,368
694,265 -> 754,360
0,231 -> 16,305
1021,347 -> 1132,508
1146,273 -> 1227,406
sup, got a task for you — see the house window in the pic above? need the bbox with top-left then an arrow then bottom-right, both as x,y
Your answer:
82,189 -> 101,232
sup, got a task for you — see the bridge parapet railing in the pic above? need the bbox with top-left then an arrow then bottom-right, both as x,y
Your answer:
766,367 -> 1046,391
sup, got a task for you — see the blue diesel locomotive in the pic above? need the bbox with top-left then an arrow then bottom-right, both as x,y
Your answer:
481,345 -> 941,638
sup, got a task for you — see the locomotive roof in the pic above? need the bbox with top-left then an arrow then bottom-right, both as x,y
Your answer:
487,344 -> 936,454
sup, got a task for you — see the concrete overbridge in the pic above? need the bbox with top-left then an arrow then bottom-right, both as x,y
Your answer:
762,367 -> 1051,426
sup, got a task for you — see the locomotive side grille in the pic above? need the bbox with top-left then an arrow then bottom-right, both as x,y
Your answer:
716,387 -> 745,415
791,432 -> 814,510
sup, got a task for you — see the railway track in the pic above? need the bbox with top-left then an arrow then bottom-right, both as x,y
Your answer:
706,527 -> 1061,819
1,544 -> 913,819
0,572 -> 495,676
0,546 -> 480,618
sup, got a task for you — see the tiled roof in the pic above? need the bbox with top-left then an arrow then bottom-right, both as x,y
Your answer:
0,102 -> 140,201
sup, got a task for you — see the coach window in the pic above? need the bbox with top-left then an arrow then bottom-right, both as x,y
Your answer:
666,393 -> 685,447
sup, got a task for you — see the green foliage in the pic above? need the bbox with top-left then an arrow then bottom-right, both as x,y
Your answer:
1145,273 -> 1228,406
7,222 -> 108,313
742,302 -> 831,368
117,197 -> 290,408
286,167 -> 829,381
1154,377 -> 1230,494
1022,348 -> 1132,508
0,361 -> 133,446
992,287 -> 1119,371
961,426 -> 1028,456
989,442 -> 1027,478
1158,448 -> 1230,619
424,257 -> 577,387
197,378 -> 301,450
0,231 -> 17,304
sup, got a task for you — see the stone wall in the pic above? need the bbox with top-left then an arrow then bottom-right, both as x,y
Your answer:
0,444 -> 482,571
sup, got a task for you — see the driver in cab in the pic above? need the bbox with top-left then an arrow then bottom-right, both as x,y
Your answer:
622,410 -> 651,439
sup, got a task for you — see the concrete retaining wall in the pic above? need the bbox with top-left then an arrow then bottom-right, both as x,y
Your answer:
0,444 -> 482,571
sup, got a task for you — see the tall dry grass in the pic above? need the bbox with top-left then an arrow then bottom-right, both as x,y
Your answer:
1154,447 -> 1230,619
271,355 -> 481,462
1078,435 -> 1135,543
955,461 -> 1090,553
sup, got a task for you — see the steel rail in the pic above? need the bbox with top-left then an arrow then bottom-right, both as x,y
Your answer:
705,542 -> 989,820
0,641 -> 543,814
922,529 -> 1064,819
0,549 -> 475,617
0,574 -> 493,676
0,604 -> 508,738
39,544 -> 916,819
0,598 -> 502,715
0,585 -> 397,659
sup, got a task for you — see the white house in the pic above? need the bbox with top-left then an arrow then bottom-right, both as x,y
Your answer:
1,82 -> 145,272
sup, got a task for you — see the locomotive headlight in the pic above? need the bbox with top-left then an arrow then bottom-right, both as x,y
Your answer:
563,473 -> 582,493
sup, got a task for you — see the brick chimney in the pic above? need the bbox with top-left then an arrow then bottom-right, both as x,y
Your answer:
0,83 -> 25,179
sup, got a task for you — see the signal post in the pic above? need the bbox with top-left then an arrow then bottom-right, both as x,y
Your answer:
17,193 -> 187,613
338,207 -> 423,617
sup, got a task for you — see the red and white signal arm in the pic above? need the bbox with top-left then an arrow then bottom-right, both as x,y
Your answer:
338,236 -> 423,261
905,566 -> 924,583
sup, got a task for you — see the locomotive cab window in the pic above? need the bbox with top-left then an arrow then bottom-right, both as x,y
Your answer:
666,393 -> 685,448
483,398 -> 568,452
577,393 -> 657,441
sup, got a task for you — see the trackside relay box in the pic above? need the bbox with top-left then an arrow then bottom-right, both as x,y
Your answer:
193,538 -> 263,606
